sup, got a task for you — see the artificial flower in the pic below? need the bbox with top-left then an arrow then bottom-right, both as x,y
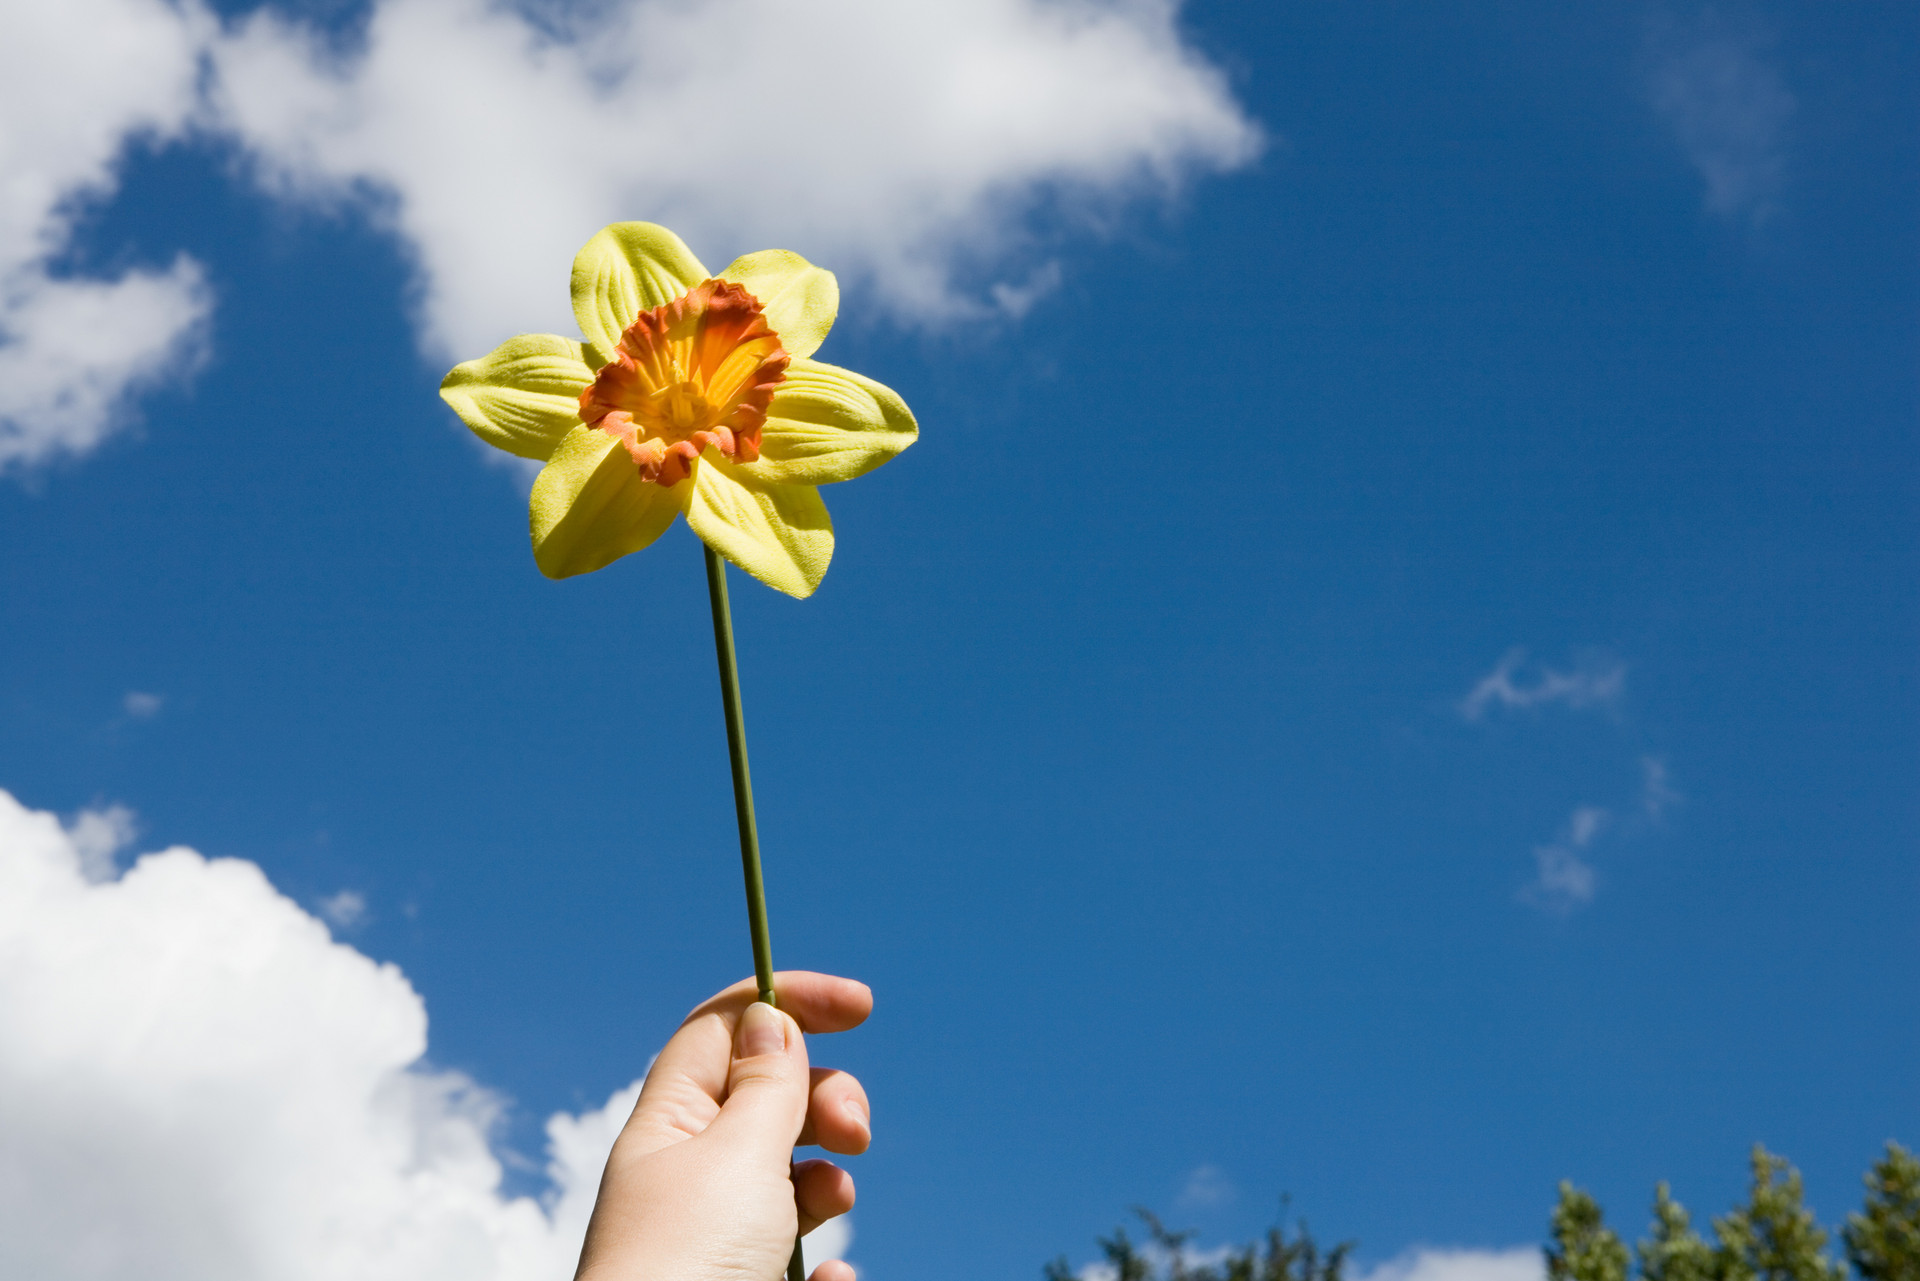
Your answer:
441,222 -> 917,597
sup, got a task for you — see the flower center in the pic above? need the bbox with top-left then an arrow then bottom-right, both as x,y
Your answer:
578,279 -> 789,486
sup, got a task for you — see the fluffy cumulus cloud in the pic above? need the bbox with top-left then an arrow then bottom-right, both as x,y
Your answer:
0,0 -> 213,475
210,0 -> 1262,358
0,787 -> 651,1280
0,0 -> 1258,474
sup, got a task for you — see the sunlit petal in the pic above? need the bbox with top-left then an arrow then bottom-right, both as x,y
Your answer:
686,452 -> 833,598
439,333 -> 594,461
751,358 -> 917,487
717,250 -> 839,361
530,426 -> 681,579
572,223 -> 709,362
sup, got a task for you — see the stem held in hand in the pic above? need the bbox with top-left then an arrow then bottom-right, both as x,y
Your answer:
702,542 -> 809,1281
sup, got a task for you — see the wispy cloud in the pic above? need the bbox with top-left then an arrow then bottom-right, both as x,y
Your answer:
318,889 -> 369,931
121,691 -> 164,719
1640,756 -> 1682,821
1520,805 -> 1609,913
1455,655 -> 1678,911
1176,1163 -> 1237,1210
1460,650 -> 1625,722
1643,10 -> 1794,225
61,802 -> 139,884
989,261 -> 1066,321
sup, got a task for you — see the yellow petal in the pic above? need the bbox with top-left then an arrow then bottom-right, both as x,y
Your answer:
440,333 -> 594,461
749,358 -> 918,487
717,250 -> 839,361
571,222 -> 709,361
687,452 -> 833,598
530,426 -> 680,579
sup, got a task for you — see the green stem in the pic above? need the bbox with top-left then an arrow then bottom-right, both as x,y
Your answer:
701,543 -> 809,1281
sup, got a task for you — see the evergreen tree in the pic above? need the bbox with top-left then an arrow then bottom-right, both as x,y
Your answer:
1549,1183 -> 1632,1281
1844,1144 -> 1920,1281
1639,1183 -> 1717,1281
1709,1147 -> 1844,1281
1046,1142 -> 1918,1281
1047,1205 -> 1349,1281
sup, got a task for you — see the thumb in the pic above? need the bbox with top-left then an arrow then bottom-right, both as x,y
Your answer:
704,999 -> 810,1161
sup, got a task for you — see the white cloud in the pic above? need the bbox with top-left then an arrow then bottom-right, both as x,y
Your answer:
1567,804 -> 1607,848
122,691 -> 166,719
0,0 -> 214,475
803,1214 -> 853,1276
2,0 -> 1256,475
1176,1162 -> 1236,1209
1357,1246 -> 1543,1281
0,786 -> 658,1281
1077,1240 -> 1238,1281
1456,654 -> 1679,908
1640,756 -> 1681,821
319,888 -> 370,929
1460,649 -> 1625,722
208,0 -> 1262,359
1523,844 -> 1593,910
1069,1237 -> 1539,1281
63,802 -> 140,884
1643,11 -> 1793,224
990,261 -> 1066,320
1520,805 -> 1608,913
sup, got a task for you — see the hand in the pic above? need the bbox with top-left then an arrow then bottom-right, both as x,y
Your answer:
575,972 -> 873,1281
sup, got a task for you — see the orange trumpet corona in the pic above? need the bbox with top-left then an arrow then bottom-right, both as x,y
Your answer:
577,279 -> 789,487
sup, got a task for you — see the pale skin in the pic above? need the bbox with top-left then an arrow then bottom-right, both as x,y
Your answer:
575,972 -> 873,1281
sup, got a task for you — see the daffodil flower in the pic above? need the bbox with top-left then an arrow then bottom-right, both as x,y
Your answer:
441,222 -> 917,597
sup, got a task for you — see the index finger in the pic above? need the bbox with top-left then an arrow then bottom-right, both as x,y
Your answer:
695,972 -> 873,1035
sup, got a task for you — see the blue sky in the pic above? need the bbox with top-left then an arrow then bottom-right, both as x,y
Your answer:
0,1 -> 1914,1279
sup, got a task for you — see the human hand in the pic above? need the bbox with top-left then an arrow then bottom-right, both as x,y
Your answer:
575,972 -> 873,1281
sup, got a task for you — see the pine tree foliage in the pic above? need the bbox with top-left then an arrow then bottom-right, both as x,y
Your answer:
1709,1147 -> 1845,1281
1550,1183 -> 1633,1281
1639,1183 -> 1718,1281
1045,1205 -> 1350,1281
1844,1144 -> 1920,1281
1538,1146 -> 1909,1281
1045,1144 -> 1916,1281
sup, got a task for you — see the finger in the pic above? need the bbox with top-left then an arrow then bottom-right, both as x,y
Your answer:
810,1263 -> 856,1281
794,1157 -> 856,1235
625,973 -> 870,1153
798,1067 -> 871,1155
700,1000 -> 812,1162
654,972 -> 871,1097
723,972 -> 873,1034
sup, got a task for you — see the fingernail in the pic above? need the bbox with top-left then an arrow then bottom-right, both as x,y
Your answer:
739,1000 -> 786,1058
844,1098 -> 870,1137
